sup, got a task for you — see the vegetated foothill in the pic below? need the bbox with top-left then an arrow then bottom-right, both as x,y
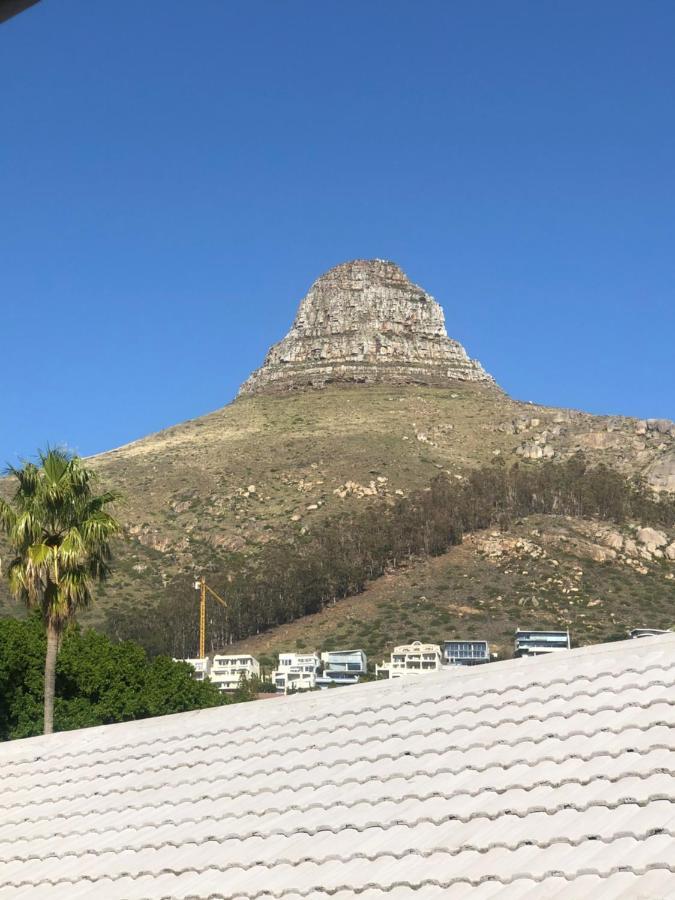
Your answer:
104,454 -> 675,659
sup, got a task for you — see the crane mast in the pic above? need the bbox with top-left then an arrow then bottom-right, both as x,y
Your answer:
194,576 -> 228,659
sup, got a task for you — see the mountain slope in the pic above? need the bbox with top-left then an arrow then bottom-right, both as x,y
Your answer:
1,383 -> 673,634
1,259 -> 673,643
226,514 -> 675,667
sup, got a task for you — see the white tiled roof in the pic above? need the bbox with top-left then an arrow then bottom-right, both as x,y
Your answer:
1,634 -> 674,899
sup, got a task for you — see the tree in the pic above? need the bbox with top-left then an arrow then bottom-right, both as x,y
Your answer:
0,448 -> 121,734
0,615 -> 227,741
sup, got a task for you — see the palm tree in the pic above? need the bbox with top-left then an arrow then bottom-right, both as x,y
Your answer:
0,448 -> 121,734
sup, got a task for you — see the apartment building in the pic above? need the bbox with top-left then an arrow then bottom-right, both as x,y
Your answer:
316,649 -> 367,688
272,652 -> 321,694
209,654 -> 260,692
514,628 -> 571,657
442,639 -> 490,666
179,655 -> 260,691
376,641 -> 443,679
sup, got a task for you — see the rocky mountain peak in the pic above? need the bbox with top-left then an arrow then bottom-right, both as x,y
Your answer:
238,259 -> 495,395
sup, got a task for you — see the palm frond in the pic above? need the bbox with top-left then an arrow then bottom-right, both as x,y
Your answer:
27,542 -> 52,567
6,558 -> 29,603
57,568 -> 92,610
0,497 -> 17,534
1,449 -> 121,628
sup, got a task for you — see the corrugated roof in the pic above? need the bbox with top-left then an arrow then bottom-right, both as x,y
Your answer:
1,634 -> 674,899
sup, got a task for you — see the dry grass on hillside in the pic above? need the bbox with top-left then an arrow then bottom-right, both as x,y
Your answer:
1,382 -> 670,627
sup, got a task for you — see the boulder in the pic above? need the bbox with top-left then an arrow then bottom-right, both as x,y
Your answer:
584,543 -> 617,563
624,538 -> 638,557
517,442 -> 543,460
646,418 -> 675,435
601,531 -> 624,552
577,432 -> 627,450
646,452 -> 675,492
636,527 -> 668,550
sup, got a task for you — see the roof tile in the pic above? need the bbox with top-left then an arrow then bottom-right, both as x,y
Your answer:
1,634 -> 674,898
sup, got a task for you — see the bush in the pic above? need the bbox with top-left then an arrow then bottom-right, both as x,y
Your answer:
0,614 -> 226,741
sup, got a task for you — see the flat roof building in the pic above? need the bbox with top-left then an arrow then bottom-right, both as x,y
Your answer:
316,649 -> 367,688
177,655 -> 260,691
209,654 -> 260,692
442,639 -> 490,666
179,657 -> 210,680
376,641 -> 443,679
272,652 -> 321,694
514,628 -> 571,657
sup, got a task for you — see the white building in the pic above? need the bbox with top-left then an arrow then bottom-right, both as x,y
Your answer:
178,654 -> 260,692
209,654 -> 260,692
272,652 -> 321,694
316,649 -> 367,688
180,657 -> 210,681
376,641 -> 443,679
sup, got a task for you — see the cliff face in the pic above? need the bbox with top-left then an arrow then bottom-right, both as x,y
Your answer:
238,259 -> 495,395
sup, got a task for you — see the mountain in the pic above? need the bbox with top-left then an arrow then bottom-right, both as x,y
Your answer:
1,260 -> 673,652
239,259 -> 493,393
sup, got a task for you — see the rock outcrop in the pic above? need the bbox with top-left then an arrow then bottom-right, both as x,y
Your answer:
238,259 -> 495,395
646,451 -> 675,493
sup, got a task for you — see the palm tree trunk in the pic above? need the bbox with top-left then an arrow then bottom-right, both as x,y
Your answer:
43,621 -> 59,735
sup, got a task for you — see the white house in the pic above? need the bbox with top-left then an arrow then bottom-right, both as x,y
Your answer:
272,652 -> 321,694
376,641 -> 443,679
177,654 -> 260,692
209,654 -> 260,692
180,657 -> 211,681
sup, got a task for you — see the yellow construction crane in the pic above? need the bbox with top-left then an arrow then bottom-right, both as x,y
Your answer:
194,575 -> 228,659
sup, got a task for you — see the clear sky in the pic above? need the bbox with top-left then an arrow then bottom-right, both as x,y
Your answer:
1,0 -> 674,464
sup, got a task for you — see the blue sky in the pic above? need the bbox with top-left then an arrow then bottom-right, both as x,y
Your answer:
1,0 -> 673,464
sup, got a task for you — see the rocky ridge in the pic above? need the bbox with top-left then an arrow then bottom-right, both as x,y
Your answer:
238,259 -> 494,394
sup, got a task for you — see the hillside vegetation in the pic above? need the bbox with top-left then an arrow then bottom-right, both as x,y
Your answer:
1,384 -> 673,652
104,456 -> 675,659
225,515 -> 675,667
